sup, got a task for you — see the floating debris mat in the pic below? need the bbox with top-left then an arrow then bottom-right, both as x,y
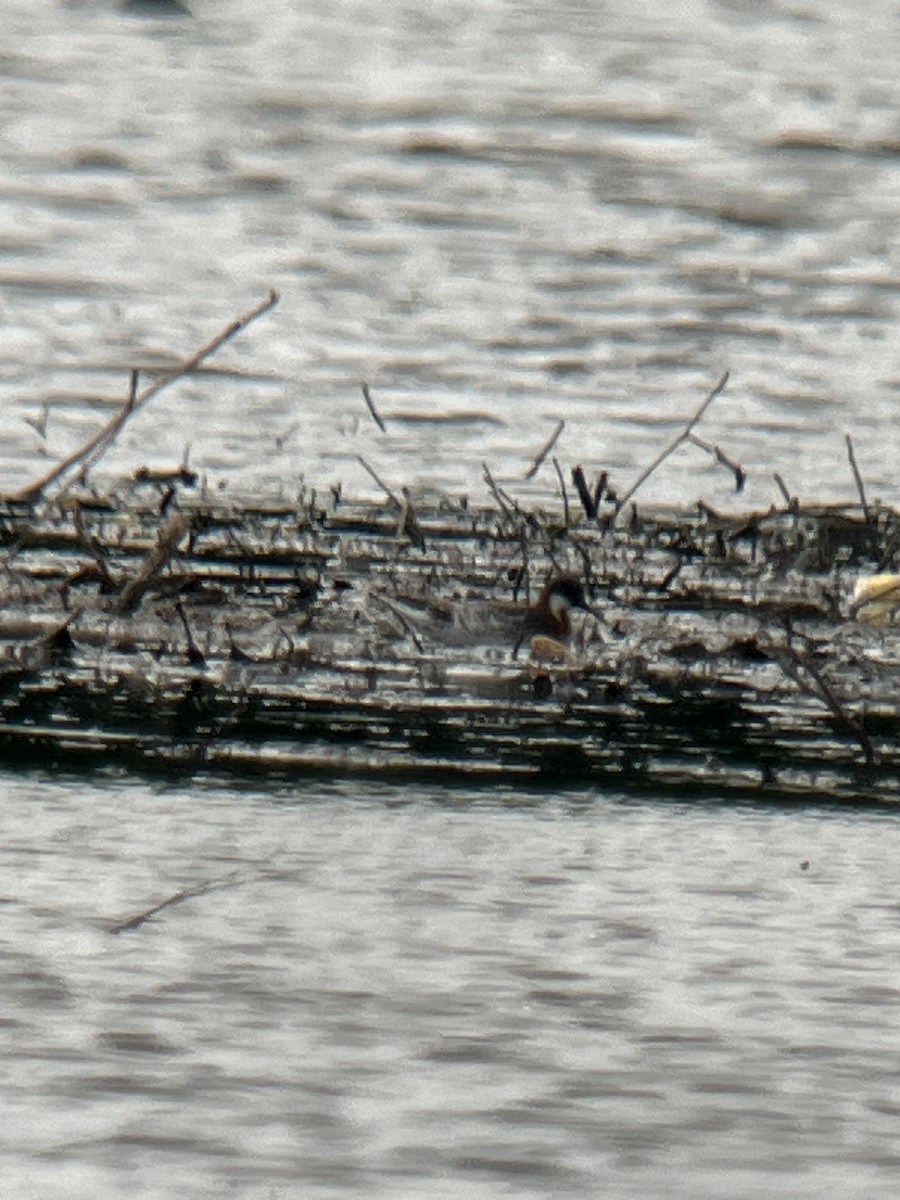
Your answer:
0,483 -> 899,802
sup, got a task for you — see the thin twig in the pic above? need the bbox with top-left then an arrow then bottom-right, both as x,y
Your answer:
361,382 -> 388,434
524,419 -> 564,480
379,596 -> 426,652
14,291 -> 280,504
613,371 -> 730,520
116,512 -> 192,614
845,433 -> 870,522
482,462 -> 515,520
773,472 -> 794,509
552,457 -> 570,527
357,456 -> 401,507
771,641 -> 875,767
687,433 -> 746,492
175,601 -> 205,665
398,486 -> 425,550
71,503 -> 118,592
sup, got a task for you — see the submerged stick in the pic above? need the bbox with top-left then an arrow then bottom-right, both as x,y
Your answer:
613,371 -> 730,520
524,419 -> 564,480
14,290 -> 280,504
108,873 -> 241,935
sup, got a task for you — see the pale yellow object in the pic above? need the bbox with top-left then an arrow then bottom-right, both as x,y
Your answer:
851,574 -> 900,625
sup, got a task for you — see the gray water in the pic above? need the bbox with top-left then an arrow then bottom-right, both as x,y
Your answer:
3,769 -> 900,1200
4,2 -> 900,1196
4,0 -> 900,507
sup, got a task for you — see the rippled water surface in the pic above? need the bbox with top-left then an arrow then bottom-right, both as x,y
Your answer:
5,5 -> 900,1197
4,0 -> 900,506
2,770 -> 900,1199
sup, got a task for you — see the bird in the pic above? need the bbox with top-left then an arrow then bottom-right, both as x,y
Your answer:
512,577 -> 597,660
377,575 -> 598,660
850,573 -> 900,625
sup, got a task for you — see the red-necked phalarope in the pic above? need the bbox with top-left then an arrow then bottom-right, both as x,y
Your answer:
512,577 -> 597,660
377,575 -> 599,660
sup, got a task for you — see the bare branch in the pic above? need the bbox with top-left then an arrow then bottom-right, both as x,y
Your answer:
524,419 -> 564,480
14,290 -> 280,504
613,372 -> 730,520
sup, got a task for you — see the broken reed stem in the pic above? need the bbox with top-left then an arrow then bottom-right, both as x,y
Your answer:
361,382 -> 388,434
15,290 -> 280,505
613,371 -> 730,521
773,472 -> 794,509
175,601 -> 205,665
398,486 -> 425,549
845,433 -> 870,523
482,462 -> 515,520
571,465 -> 597,519
356,460 -> 423,546
687,433 -> 746,492
524,419 -> 565,481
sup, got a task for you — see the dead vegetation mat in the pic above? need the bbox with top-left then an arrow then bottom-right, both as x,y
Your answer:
0,483 -> 896,802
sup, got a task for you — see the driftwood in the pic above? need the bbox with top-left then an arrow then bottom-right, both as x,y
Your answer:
0,480 -> 897,802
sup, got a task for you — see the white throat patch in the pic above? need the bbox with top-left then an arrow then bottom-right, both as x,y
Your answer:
548,590 -> 570,621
